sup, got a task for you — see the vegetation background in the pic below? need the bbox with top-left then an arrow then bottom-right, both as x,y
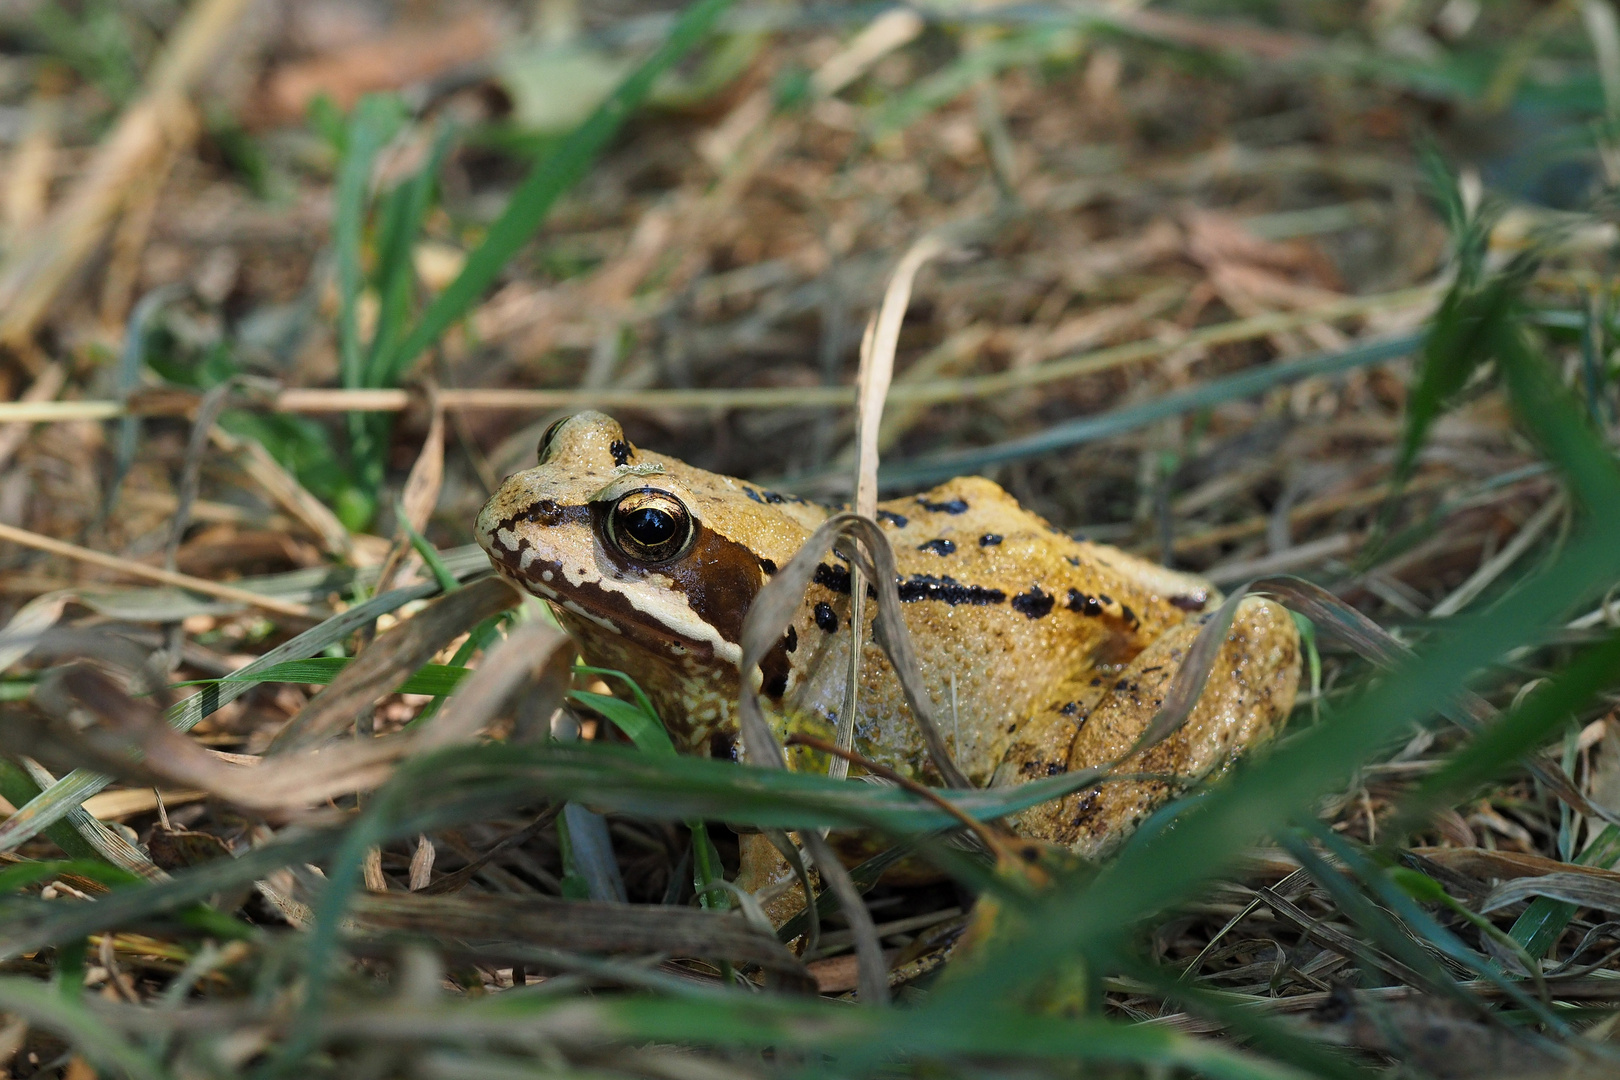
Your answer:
0,0 -> 1618,1076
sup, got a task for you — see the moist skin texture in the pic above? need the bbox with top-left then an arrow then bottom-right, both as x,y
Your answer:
477,412 -> 1299,865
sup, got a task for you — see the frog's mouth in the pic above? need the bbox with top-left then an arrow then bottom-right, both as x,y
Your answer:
486,547 -> 739,667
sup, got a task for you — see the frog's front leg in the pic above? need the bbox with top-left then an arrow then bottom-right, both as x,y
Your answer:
1009,596 -> 1299,857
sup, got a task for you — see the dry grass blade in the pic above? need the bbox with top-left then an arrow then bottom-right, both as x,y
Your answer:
0,590 -> 75,672
837,228 -> 955,782
270,575 -> 518,751
209,427 -> 354,559
19,661 -> 406,812
412,610 -> 567,752
0,520 -> 312,618
1134,585 -> 1251,750
853,231 -> 955,518
1481,872 -> 1620,914
350,892 -> 814,991
376,394 -> 447,593
1416,847 -> 1620,883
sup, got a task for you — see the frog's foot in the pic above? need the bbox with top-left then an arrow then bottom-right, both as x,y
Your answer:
1005,596 -> 1299,858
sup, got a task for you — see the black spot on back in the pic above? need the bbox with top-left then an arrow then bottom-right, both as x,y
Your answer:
1059,701 -> 1079,716
759,557 -> 777,575
1068,589 -> 1103,616
814,601 -> 838,633
609,440 -> 633,466
1012,585 -> 1055,619
783,625 -> 797,653
1170,592 -> 1209,611
979,533 -> 1003,547
918,538 -> 956,556
917,496 -> 969,514
895,574 -> 1005,606
813,563 -> 852,594
877,510 -> 908,528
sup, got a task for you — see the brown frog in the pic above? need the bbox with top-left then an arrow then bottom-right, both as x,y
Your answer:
476,412 -> 1299,867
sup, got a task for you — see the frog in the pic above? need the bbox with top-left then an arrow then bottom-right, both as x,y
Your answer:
476,412 -> 1299,881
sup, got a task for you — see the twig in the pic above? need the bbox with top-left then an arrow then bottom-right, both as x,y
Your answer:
0,287 -> 1439,424
0,520 -> 312,619
0,361 -> 65,470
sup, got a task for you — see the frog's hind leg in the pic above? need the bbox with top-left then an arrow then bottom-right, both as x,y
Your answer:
1006,596 -> 1299,858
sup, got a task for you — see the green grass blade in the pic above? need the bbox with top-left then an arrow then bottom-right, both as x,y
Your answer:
381,0 -> 735,381
367,123 -> 456,385
174,657 -> 472,697
334,94 -> 405,392
1511,825 -> 1620,958
568,689 -> 676,755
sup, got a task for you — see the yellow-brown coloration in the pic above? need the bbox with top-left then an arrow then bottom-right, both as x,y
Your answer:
477,412 -> 1299,859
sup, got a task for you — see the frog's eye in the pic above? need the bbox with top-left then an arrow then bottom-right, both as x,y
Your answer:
607,489 -> 693,564
537,417 -> 570,462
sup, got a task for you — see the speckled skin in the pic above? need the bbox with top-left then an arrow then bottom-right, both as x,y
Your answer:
477,413 -> 1300,858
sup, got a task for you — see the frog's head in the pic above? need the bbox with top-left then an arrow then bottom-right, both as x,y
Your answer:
476,412 -> 822,745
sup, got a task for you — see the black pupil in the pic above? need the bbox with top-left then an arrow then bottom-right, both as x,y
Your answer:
623,507 -> 676,547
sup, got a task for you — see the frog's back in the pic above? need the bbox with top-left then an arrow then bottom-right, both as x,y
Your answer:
786,475 -> 1219,785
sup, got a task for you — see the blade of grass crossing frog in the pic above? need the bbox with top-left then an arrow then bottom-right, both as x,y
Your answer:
0,582 -> 437,854
383,0 -> 736,378
1511,825 -> 1620,959
576,665 -> 662,729
374,739 -> 1126,835
0,977 -> 166,1080
901,520 -> 1620,1041
1136,584 -> 1248,750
